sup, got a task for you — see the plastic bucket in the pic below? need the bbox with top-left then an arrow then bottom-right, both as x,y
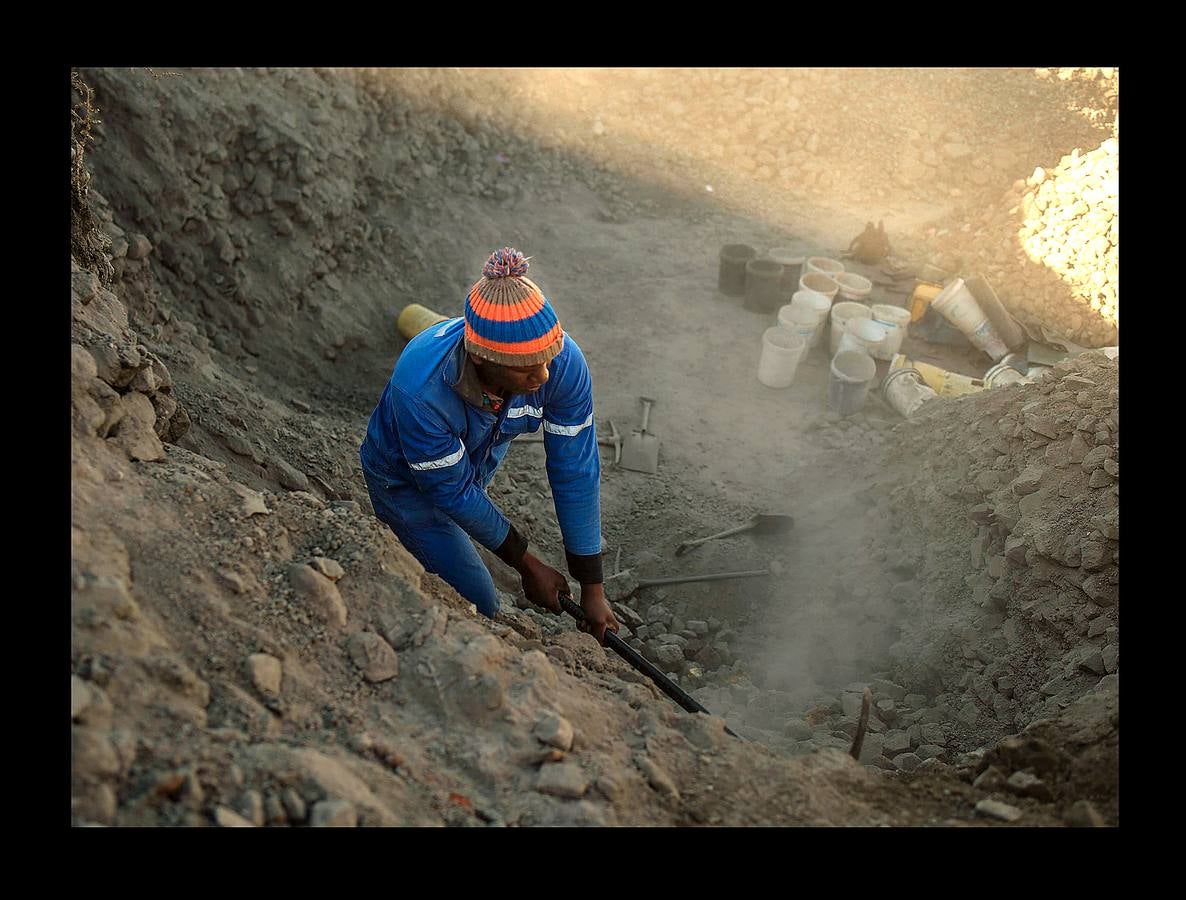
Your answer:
397,304 -> 450,340
828,351 -> 877,416
786,290 -> 833,348
871,303 -> 912,360
757,327 -> 807,388
909,280 -> 943,322
744,258 -> 785,313
719,244 -> 756,296
829,301 -> 873,356
984,361 -> 1031,388
806,256 -> 846,279
835,272 -> 873,303
882,366 -> 939,417
931,278 -> 1009,359
964,274 -> 1026,351
911,359 -> 986,397
777,303 -> 819,346
799,271 -> 840,301
836,317 -> 887,359
769,248 -> 806,300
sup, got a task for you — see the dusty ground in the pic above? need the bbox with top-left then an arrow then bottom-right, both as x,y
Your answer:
70,67 -> 1118,827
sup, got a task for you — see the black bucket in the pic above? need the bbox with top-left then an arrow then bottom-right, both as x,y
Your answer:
744,259 -> 784,314
718,244 -> 756,296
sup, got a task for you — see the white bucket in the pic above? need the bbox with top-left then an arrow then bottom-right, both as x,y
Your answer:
835,272 -> 873,303
882,366 -> 939,417
829,301 -> 873,356
806,256 -> 846,279
828,350 -> 877,415
799,271 -> 840,301
757,327 -> 807,388
777,303 -> 818,345
931,277 -> 1010,359
786,290 -> 832,347
836,318 -> 888,359
870,303 -> 912,360
984,361 -> 1030,388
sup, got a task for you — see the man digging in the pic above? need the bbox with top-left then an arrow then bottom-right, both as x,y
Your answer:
360,248 -> 620,643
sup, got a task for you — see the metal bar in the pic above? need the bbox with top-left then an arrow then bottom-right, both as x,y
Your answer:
635,569 -> 770,589
558,596 -> 742,740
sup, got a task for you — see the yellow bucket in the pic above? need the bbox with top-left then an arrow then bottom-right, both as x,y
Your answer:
397,304 -> 450,340
908,280 -> 943,322
909,358 -> 986,397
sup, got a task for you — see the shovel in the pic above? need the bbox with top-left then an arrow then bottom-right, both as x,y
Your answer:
675,514 -> 795,557
604,567 -> 770,603
619,397 -> 660,474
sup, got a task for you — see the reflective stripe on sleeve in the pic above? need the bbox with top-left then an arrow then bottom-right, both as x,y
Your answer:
408,443 -> 466,470
506,405 -> 544,420
543,413 -> 594,436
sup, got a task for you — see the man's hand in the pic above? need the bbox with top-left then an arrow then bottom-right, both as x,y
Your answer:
514,551 -> 567,614
577,583 -> 619,646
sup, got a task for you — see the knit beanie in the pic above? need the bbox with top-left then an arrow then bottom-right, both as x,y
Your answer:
464,248 -> 564,366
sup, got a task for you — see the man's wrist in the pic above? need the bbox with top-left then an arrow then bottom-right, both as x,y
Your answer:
494,523 -> 529,569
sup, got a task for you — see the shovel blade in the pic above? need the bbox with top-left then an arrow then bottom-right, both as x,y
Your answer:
619,431 -> 660,474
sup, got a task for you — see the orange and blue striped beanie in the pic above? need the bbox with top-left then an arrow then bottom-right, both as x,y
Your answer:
464,248 -> 564,367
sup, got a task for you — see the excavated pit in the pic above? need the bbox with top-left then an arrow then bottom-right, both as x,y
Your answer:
70,67 -> 1118,827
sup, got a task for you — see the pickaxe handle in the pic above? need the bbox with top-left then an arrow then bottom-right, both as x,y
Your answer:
674,522 -> 758,556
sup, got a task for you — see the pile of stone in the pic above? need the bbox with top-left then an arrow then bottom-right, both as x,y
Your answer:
869,351 -> 1118,747
926,138 -> 1118,349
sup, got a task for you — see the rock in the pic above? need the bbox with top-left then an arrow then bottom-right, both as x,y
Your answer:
1101,643 -> 1118,674
536,762 -> 588,799
281,788 -> 307,822
903,693 -> 927,709
687,619 -> 709,636
214,806 -> 256,827
975,799 -> 1023,822
957,702 -> 979,724
916,744 -> 945,761
1011,467 -> 1044,495
920,723 -> 947,746
246,653 -> 282,695
654,643 -> 685,672
310,557 -> 345,581
127,233 -> 153,260
288,564 -> 348,627
883,730 -> 911,754
783,719 -> 813,741
635,755 -> 680,799
264,792 -> 287,825
534,712 -> 575,751
1064,799 -> 1106,827
1082,572 -> 1117,607
841,692 -> 866,718
892,752 -> 922,773
1006,771 -> 1054,802
973,765 -> 1007,791
216,567 -> 246,594
231,482 -> 271,517
858,732 -> 885,765
72,727 -> 120,779
1077,650 -> 1106,676
238,789 -> 266,826
346,632 -> 399,682
274,459 -> 310,492
310,799 -> 358,827
871,679 -> 907,701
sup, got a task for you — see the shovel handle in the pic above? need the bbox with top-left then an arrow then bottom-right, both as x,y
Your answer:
638,397 -> 654,433
636,569 -> 769,588
674,522 -> 757,555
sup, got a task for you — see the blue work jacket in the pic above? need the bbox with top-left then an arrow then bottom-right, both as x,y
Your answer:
360,317 -> 602,566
